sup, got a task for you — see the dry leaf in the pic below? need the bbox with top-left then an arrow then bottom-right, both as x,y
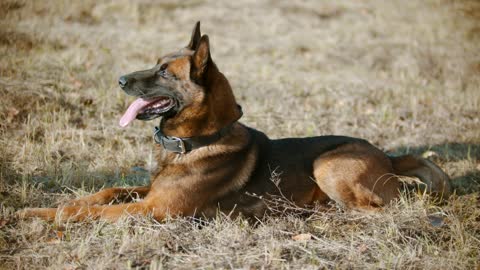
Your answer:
6,107 -> 19,122
292,233 -> 313,241
357,243 -> 368,253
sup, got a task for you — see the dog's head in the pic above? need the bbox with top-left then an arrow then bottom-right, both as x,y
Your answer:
118,22 -> 241,137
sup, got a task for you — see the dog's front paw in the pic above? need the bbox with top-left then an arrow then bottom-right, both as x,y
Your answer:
16,209 -> 27,219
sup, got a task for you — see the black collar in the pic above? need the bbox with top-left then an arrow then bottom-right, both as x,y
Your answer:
153,105 -> 243,154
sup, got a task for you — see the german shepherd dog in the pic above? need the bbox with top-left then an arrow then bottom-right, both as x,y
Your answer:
19,22 -> 451,222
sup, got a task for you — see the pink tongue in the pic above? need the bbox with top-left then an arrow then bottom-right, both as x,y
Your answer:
119,98 -> 153,127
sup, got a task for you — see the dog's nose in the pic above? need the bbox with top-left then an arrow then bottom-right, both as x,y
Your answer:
118,76 -> 128,88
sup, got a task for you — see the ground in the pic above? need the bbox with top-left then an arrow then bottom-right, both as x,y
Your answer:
0,0 -> 479,269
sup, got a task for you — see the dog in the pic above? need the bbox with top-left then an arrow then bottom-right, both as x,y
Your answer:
18,22 -> 451,222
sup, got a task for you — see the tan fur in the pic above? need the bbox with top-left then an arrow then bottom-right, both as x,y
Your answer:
166,57 -> 191,80
66,186 -> 150,206
313,143 -> 400,210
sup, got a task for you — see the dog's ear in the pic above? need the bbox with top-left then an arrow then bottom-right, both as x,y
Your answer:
187,21 -> 201,50
191,35 -> 211,81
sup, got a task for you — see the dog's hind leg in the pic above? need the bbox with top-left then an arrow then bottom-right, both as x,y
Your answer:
17,202 -> 152,222
312,142 -> 401,211
65,186 -> 150,206
389,155 -> 451,200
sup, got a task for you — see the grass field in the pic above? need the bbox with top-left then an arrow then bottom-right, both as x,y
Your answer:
1,0 -> 479,269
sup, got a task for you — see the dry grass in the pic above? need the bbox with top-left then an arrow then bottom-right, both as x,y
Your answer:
1,0 -> 479,269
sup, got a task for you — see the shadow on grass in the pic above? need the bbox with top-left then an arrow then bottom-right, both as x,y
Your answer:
29,167 -> 150,191
0,157 -> 149,209
388,143 -> 480,195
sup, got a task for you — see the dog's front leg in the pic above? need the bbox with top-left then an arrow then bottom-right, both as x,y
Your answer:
17,202 -> 152,222
65,186 -> 150,206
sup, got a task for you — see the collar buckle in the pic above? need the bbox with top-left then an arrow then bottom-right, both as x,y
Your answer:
171,136 -> 186,154
154,127 -> 187,154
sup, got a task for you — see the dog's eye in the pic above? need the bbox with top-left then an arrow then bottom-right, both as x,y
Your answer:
158,63 -> 169,77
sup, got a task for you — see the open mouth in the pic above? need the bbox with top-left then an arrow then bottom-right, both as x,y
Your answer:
119,96 -> 175,127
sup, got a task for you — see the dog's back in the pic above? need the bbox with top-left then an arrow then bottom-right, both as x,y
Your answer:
206,127 -> 371,217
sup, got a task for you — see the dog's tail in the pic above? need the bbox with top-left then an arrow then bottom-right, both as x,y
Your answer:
389,155 -> 452,200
